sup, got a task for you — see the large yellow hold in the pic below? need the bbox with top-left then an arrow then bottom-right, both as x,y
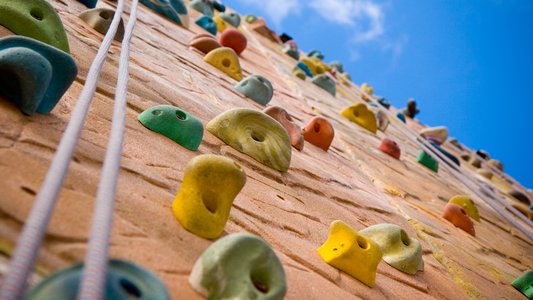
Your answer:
172,154 -> 246,239
204,47 -> 243,81
449,195 -> 480,222
341,103 -> 378,134
317,220 -> 382,287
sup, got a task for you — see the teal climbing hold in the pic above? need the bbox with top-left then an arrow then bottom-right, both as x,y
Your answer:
25,259 -> 169,300
76,0 -> 98,8
416,150 -> 439,173
234,75 -> 274,106
138,105 -> 203,151
139,0 -> 189,27
512,270 -> 533,299
219,11 -> 241,28
308,49 -> 324,60
195,16 -> 217,35
296,61 -> 313,77
397,112 -> 406,123
312,74 -> 336,96
329,61 -> 344,73
282,43 -> 299,60
189,0 -> 214,17
213,1 -> 225,12
0,36 -> 77,115
0,0 -> 70,53
79,8 -> 125,42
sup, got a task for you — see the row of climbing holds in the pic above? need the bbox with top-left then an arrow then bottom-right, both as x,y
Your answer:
140,0 -> 189,27
195,15 -> 217,35
378,138 -> 401,160
416,150 -> 439,173
341,103 -> 378,134
235,75 -> 273,105
0,36 -> 78,115
206,108 -> 292,172
312,74 -> 336,96
512,270 -> 533,299
442,203 -> 476,236
204,47 -> 243,80
26,259 -> 169,299
420,126 -> 448,145
79,8 -> 125,42
302,116 -> 335,151
264,106 -> 304,151
189,33 -> 220,54
172,154 -> 246,239
189,232 -> 287,299
137,105 -> 203,151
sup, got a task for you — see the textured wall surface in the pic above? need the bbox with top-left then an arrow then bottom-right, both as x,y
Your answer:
0,1 -> 531,299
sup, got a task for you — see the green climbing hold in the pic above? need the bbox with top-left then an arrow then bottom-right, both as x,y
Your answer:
79,8 -> 125,42
512,270 -> 533,299
234,75 -> 274,106
416,150 -> 438,173
245,15 -> 257,23
312,74 -> 336,96
138,105 -> 203,151
189,0 -> 214,17
0,0 -> 70,53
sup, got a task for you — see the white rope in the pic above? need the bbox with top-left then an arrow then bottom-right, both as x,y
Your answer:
0,0 -> 126,298
77,0 -> 139,298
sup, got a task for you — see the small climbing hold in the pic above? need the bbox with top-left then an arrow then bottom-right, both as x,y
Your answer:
295,61 -> 313,77
245,15 -> 257,23
360,83 -> 374,96
476,149 -> 490,160
212,1 -> 225,12
213,16 -> 227,32
278,33 -> 293,43
373,109 -> 389,132
378,138 -> 401,160
292,67 -> 306,80
377,97 -> 391,109
308,49 -> 324,60
0,0 -> 71,53
189,0 -> 214,17
429,142 -> 460,166
76,0 -> 98,8
476,168 -> 493,179
317,220 -> 382,287
219,28 -> 247,55
509,190 -> 531,205
341,103 -> 378,134
189,33 -> 221,54
204,47 -> 243,81
470,155 -> 482,168
486,159 -> 504,172
449,195 -> 480,222
139,0 -> 189,27
416,151 -> 438,173
189,232 -> 287,299
206,108 -> 292,172
420,126 -> 448,145
396,112 -> 406,123
79,8 -> 125,42
442,203 -> 475,236
26,259 -> 169,299
137,105 -> 203,151
195,15 -> 218,35
0,36 -> 77,115
300,57 -> 326,76
282,42 -> 299,60
512,270 -> 533,299
249,19 -> 281,43
219,11 -> 241,28
402,98 -> 419,118
329,61 -> 344,73
234,75 -> 273,106
337,72 -> 352,86
302,116 -> 335,151
264,106 -> 304,151
360,224 -> 424,275
312,74 -> 336,96
172,154 -> 246,239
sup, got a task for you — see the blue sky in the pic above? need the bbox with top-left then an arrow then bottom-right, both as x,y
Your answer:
223,0 -> 533,189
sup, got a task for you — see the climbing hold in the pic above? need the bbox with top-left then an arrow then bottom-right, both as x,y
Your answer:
213,16 -> 227,32
449,195 -> 480,222
190,232 -> 287,299
429,142 -> 460,166
360,224 -> 424,275
312,74 -> 336,96
337,72 -> 352,86
396,112 -> 406,123
486,159 -> 504,172
26,259 -> 169,299
282,42 -> 299,60
172,154 -> 246,239
442,203 -> 475,236
219,11 -> 241,28
219,28 -> 247,55
300,57 -> 325,76
204,47 -> 243,81
341,103 -> 378,134
235,75 -> 273,106
245,15 -> 257,23
509,190 -> 531,205
378,138 -> 401,160
206,108 -> 292,172
302,116 -> 335,151
189,0 -> 214,17
377,97 -> 391,109
512,270 -> 533,299
0,36 -> 77,115
79,8 -> 125,42
317,220 -> 382,287
470,155 -> 482,168
0,0 -> 70,53
416,151 -> 438,173
402,98 -> 419,118
360,83 -> 374,96
373,109 -> 389,132
137,105 -> 203,151
195,15 -> 217,35
476,149 -> 490,160
139,0 -> 189,27
212,1 -> 225,12
76,0 -> 97,8
296,61 -> 313,77
308,49 -> 324,60
189,33 -> 221,54
279,33 -> 293,43
292,67 -> 306,80
420,126 -> 448,145
329,61 -> 344,73
477,168 -> 493,179
264,106 -> 304,151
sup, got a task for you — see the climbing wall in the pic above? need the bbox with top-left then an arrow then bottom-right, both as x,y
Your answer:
0,0 -> 531,299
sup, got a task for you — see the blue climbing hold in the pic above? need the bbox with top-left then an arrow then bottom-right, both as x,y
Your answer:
312,74 -> 336,96
76,0 -> 98,8
396,112 -> 406,123
195,16 -> 217,35
377,97 -> 391,109
234,75 -> 274,105
296,61 -> 313,77
0,36 -> 77,115
25,259 -> 169,300
139,0 -> 189,27
308,49 -> 324,60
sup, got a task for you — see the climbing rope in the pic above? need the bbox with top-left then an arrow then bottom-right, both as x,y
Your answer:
0,0 -> 126,298
77,0 -> 139,298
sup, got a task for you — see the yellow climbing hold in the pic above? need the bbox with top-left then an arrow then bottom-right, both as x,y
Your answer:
204,47 -> 243,81
300,57 -> 329,76
317,220 -> 382,287
449,195 -> 480,222
360,83 -> 374,96
172,154 -> 246,239
213,15 -> 227,32
341,103 -> 377,134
